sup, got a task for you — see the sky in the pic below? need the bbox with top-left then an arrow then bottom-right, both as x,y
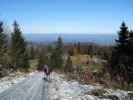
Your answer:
0,0 -> 133,34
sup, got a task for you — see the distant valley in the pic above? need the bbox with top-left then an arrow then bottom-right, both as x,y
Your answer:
23,33 -> 117,45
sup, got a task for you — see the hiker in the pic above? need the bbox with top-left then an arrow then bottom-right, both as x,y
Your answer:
47,67 -> 53,80
43,64 -> 48,80
43,64 -> 53,81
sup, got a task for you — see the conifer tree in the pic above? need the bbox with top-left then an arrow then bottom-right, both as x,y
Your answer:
128,30 -> 133,55
110,22 -> 129,83
29,45 -> 36,59
11,21 -> 29,69
37,50 -> 45,70
65,55 -> 73,73
115,22 -> 129,52
88,44 -> 95,58
73,43 -> 78,55
0,21 -> 7,65
50,37 -> 64,69
126,31 -> 133,83
77,42 -> 81,54
56,36 -> 63,54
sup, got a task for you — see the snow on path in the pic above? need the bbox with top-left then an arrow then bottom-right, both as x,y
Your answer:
0,71 -> 48,100
0,71 -> 131,100
0,71 -> 35,93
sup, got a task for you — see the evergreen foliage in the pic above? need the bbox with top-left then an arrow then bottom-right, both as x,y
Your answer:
0,22 -> 7,56
29,45 -> 36,59
65,55 -> 73,73
11,21 -> 29,69
110,22 -> 133,85
77,42 -> 81,54
88,44 -> 95,58
0,21 -> 8,76
50,37 -> 64,69
0,21 -> 7,65
37,50 -> 46,70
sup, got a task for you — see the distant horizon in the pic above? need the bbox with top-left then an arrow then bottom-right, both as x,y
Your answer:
23,33 -> 116,45
23,32 -> 116,35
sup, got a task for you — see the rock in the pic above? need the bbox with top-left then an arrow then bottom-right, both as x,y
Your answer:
101,95 -> 119,100
81,95 -> 99,100
125,91 -> 133,100
53,95 -> 60,100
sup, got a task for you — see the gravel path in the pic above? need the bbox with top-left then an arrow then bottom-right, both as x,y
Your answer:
0,72 -> 50,100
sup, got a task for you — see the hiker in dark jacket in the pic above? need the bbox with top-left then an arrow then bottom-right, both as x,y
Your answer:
43,65 -> 53,81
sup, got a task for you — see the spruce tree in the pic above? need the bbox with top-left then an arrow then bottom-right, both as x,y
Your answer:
11,21 -> 29,69
110,22 -> 129,83
29,45 -> 35,59
73,43 -> 78,55
37,50 -> 45,70
88,44 -> 95,58
56,36 -> 63,54
50,37 -> 64,69
128,30 -> 133,54
77,42 -> 81,54
65,55 -> 73,73
56,37 -> 64,68
37,48 -> 51,70
115,22 -> 129,52
0,21 -> 7,65
127,31 -> 133,83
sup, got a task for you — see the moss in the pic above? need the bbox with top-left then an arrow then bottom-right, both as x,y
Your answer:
90,89 -> 106,96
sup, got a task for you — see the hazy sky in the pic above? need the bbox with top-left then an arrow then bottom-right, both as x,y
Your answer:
0,0 -> 133,34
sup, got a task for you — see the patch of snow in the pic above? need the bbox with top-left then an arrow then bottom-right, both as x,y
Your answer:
49,72 -> 132,100
0,71 -> 131,100
104,89 -> 128,100
0,71 -> 36,94
49,72 -> 101,100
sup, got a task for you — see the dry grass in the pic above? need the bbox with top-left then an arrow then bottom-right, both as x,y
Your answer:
29,59 -> 38,71
71,54 -> 90,65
